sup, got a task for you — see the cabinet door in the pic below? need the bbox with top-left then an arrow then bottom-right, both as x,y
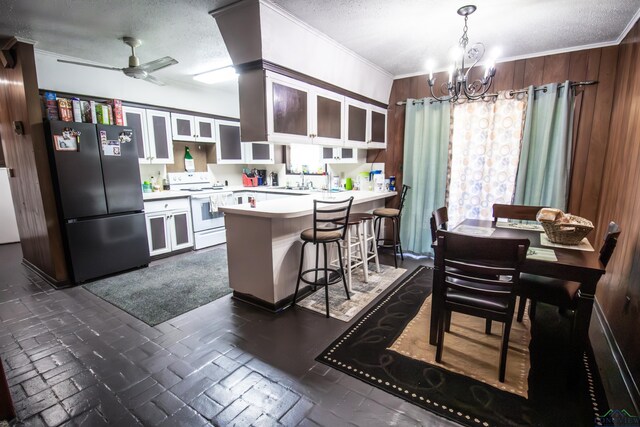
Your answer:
312,88 -> 344,146
266,75 -> 312,144
345,99 -> 369,148
194,116 -> 217,143
169,210 -> 193,251
321,146 -> 336,162
146,109 -> 174,164
123,106 -> 150,163
369,106 -> 387,149
244,142 -> 274,164
146,212 -> 171,256
216,120 -> 244,164
171,113 -> 196,141
337,147 -> 358,163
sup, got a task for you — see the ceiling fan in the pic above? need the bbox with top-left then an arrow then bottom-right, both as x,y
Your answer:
57,37 -> 178,86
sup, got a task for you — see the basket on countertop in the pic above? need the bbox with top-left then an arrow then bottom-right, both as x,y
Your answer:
536,208 -> 594,245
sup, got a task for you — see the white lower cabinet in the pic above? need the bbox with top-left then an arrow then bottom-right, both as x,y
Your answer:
144,199 -> 193,256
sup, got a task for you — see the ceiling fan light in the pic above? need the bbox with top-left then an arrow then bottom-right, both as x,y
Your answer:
193,66 -> 238,84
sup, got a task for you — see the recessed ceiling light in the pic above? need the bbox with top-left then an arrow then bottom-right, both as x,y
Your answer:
193,66 -> 238,84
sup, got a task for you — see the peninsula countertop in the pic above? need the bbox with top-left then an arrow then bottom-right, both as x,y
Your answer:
219,190 -> 397,219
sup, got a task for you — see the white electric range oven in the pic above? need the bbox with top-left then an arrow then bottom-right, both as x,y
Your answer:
167,172 -> 235,249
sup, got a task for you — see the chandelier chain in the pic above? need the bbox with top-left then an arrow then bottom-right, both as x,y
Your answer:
459,16 -> 469,50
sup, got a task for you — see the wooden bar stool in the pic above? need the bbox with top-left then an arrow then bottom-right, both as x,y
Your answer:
349,213 -> 381,276
292,197 -> 354,318
374,185 -> 410,268
331,215 -> 367,291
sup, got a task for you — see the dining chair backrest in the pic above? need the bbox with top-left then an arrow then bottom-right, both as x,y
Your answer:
430,206 -> 449,242
435,230 -> 530,301
398,185 -> 411,216
492,203 -> 545,222
599,221 -> 621,267
312,197 -> 354,242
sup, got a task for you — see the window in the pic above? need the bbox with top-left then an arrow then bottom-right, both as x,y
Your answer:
285,144 -> 325,175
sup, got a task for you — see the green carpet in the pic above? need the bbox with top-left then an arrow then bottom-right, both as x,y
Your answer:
84,246 -> 230,326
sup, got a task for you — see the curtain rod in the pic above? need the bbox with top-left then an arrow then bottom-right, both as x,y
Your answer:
395,81 -> 599,106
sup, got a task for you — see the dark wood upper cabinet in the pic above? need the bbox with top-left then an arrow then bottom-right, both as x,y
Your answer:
272,82 -> 308,136
347,104 -> 367,143
316,95 -> 342,139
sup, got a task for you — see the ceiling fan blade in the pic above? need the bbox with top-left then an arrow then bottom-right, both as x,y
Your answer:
143,74 -> 166,86
137,56 -> 178,73
57,59 -> 122,72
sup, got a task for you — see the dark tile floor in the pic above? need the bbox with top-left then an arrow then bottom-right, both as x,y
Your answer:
1,243 -> 457,426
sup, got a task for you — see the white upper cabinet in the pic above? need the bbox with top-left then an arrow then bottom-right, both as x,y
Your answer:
243,142 -> 275,164
368,105 -> 388,149
215,120 -> 244,164
123,106 -> 173,164
171,113 -> 217,143
320,146 -> 361,164
266,74 -> 313,145
345,99 -> 387,149
311,87 -> 345,146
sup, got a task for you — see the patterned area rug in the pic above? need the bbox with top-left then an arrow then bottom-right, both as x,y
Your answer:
316,265 -> 610,426
295,266 -> 406,321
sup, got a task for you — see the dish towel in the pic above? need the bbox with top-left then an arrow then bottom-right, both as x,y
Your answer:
209,194 -> 226,213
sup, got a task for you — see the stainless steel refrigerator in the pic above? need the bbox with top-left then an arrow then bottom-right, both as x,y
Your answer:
46,120 -> 150,283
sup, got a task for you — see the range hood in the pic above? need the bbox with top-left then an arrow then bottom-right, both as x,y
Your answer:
210,0 -> 393,143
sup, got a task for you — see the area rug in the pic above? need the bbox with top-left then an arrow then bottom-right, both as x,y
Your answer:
295,266 -> 406,321
84,246 -> 230,326
389,296 -> 531,398
316,265 -> 610,427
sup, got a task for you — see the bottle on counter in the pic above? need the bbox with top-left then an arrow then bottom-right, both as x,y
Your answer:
162,178 -> 170,191
184,147 -> 195,172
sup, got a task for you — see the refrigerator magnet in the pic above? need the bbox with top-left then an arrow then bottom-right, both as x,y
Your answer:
102,140 -> 121,156
54,128 -> 80,151
99,130 -> 107,144
118,130 -> 133,144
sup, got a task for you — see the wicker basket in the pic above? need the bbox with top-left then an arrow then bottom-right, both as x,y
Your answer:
538,213 -> 594,245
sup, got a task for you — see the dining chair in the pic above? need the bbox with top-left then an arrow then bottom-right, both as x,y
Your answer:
517,222 -> 621,323
292,197 -> 354,318
492,203 -> 545,222
434,230 -> 529,382
430,206 -> 449,243
491,203 -> 545,321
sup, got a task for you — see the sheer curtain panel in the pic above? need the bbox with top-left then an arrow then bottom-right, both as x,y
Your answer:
400,98 -> 450,255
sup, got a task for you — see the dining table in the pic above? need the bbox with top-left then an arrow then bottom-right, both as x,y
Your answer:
428,218 -> 606,370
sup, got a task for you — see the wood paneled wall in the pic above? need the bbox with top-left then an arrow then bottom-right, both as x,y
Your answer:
380,46 -> 620,227
593,21 -> 640,395
0,41 -> 68,282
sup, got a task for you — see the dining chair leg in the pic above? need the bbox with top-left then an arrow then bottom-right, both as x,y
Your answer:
485,319 -> 492,335
435,310 -> 446,363
292,242 -> 307,306
323,242 -> 330,318
529,300 -> 538,320
391,218 -> 398,268
499,320 -> 512,383
336,243 -> 350,300
516,297 -> 527,322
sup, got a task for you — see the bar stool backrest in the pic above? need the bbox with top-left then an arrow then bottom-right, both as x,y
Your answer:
398,185 -> 411,216
312,197 -> 354,242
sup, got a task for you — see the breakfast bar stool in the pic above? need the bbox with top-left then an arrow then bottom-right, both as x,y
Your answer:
374,184 -> 410,268
331,215 -> 367,291
292,197 -> 354,318
349,213 -> 381,276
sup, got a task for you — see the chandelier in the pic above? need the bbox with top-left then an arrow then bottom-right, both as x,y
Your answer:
427,5 -> 496,102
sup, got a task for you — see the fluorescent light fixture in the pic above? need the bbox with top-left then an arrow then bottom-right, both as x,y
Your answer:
193,66 -> 238,84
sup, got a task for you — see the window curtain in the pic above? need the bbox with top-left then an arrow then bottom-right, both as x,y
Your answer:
446,92 -> 528,227
514,81 -> 575,210
400,98 -> 450,255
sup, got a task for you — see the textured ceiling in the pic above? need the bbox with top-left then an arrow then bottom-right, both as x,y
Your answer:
0,0 -> 638,90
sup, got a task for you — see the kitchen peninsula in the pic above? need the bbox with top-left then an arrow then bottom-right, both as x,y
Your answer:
220,190 -> 396,310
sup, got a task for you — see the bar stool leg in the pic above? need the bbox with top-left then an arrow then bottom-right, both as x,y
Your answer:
391,218 -> 398,268
292,241 -> 308,306
358,222 -> 369,283
346,225 -> 353,292
323,242 -> 330,318
368,218 -> 381,273
314,242 -> 319,291
397,217 -> 404,261
336,242 -> 350,300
